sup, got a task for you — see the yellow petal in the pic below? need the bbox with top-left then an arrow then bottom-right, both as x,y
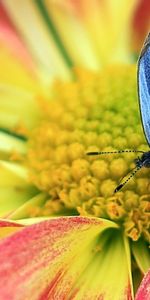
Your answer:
132,239 -> 150,273
67,0 -> 138,64
0,160 -> 37,216
9,193 -> 48,220
0,44 -> 38,91
0,83 -> 41,131
0,132 -> 26,155
3,0 -> 71,84
44,0 -> 99,69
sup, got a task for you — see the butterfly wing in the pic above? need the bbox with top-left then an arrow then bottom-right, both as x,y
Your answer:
138,32 -> 150,146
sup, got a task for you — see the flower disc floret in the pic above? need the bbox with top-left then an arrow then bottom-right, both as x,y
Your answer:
27,65 -> 150,242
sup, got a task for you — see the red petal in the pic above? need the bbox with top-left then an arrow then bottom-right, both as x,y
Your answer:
0,216 -> 119,299
135,269 -> 150,300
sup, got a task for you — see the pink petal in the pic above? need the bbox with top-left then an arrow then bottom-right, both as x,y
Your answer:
0,219 -> 24,239
0,216 -> 123,300
0,3 -> 36,74
135,269 -> 150,300
0,220 -> 23,228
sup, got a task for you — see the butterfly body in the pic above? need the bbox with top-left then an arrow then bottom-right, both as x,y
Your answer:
135,151 -> 150,168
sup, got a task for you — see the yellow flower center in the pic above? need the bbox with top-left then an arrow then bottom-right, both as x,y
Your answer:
27,65 -> 150,242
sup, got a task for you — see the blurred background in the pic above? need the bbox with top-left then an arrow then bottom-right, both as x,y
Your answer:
0,0 -> 150,85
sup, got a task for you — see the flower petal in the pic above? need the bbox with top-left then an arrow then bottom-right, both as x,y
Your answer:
0,160 -> 37,216
135,269 -> 150,300
0,3 -> 36,74
0,44 -> 38,91
42,0 -> 99,70
2,0 -> 71,83
0,83 -> 42,131
131,0 -> 150,53
0,216 -> 133,300
0,131 -> 26,156
0,219 -> 23,239
40,0 -> 137,67
8,192 -> 49,220
132,239 -> 150,273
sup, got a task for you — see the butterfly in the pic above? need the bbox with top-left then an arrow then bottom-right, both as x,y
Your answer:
87,32 -> 150,193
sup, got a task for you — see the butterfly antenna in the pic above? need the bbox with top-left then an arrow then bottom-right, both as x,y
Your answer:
86,150 -> 145,155
114,165 -> 142,193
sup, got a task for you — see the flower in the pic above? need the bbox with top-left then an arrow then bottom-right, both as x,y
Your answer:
0,1 -> 150,299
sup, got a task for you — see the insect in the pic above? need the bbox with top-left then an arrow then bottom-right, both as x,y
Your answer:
87,32 -> 150,193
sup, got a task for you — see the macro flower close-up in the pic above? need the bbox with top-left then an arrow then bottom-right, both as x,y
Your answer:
0,1 -> 150,300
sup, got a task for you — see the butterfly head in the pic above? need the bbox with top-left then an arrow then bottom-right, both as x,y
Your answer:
135,151 -> 150,168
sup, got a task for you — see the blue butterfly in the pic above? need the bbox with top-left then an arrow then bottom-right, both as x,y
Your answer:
87,32 -> 150,193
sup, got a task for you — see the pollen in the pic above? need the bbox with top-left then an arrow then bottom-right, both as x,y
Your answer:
27,65 -> 150,242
